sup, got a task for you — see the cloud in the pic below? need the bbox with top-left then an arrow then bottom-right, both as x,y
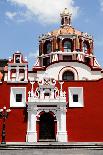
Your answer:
5,11 -> 17,20
28,50 -> 39,66
7,0 -> 79,24
28,50 -> 39,58
100,0 -> 103,11
5,10 -> 33,23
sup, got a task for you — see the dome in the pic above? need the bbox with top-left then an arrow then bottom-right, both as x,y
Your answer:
33,8 -> 97,71
39,8 -> 92,40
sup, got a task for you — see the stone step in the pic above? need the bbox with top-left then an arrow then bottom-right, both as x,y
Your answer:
0,142 -> 103,150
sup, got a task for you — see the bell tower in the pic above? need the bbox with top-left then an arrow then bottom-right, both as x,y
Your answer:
60,8 -> 72,27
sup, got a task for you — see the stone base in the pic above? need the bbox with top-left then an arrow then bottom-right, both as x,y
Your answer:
56,131 -> 68,142
26,132 -> 37,142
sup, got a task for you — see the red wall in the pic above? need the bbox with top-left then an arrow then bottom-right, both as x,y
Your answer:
0,80 -> 103,142
0,82 -> 31,142
62,80 -> 103,142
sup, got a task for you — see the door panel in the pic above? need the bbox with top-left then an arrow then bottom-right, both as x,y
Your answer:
39,112 -> 55,140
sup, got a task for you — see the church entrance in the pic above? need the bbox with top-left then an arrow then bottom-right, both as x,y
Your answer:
39,112 -> 55,141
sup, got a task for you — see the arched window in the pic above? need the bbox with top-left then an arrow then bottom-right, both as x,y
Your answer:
64,41 -> 72,52
83,42 -> 88,53
61,18 -> 64,25
62,71 -> 74,81
15,56 -> 20,63
46,42 -> 52,54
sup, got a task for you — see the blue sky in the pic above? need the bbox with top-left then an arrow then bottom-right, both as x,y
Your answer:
0,0 -> 103,69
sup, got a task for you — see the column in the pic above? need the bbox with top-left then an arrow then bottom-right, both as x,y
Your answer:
41,41 -> 44,54
16,67 -> 19,81
56,107 -> 67,142
60,38 -> 63,51
76,37 -> 80,50
80,39 -> 83,52
26,109 -> 37,142
53,37 -> 56,52
56,41 -> 58,51
24,66 -> 28,81
30,81 -> 35,97
90,41 -> 94,54
56,110 -> 60,141
73,38 -> 76,51
8,67 -> 11,81
40,88 -> 44,99
51,39 -> 54,52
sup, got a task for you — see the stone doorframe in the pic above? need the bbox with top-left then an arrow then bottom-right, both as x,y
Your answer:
26,103 -> 68,142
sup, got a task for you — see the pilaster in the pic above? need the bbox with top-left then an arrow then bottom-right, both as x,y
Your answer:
56,106 -> 67,142
16,67 -> 19,81
8,67 -> 11,81
24,66 -> 28,81
26,108 -> 37,142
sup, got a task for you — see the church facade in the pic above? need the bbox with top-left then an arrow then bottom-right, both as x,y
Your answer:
0,8 -> 103,142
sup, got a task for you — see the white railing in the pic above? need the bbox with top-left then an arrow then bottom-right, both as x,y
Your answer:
38,51 -> 93,58
28,89 -> 66,103
28,79 -> 66,103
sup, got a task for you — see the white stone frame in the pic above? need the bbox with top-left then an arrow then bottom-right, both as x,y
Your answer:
58,66 -> 79,81
69,87 -> 84,107
7,64 -> 28,83
26,79 -> 68,143
26,102 -> 67,143
14,54 -> 22,63
10,87 -> 26,107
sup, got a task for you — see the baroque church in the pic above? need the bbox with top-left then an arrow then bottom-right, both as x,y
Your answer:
0,8 -> 103,142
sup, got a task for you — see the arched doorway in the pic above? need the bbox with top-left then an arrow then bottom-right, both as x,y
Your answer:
39,112 -> 56,140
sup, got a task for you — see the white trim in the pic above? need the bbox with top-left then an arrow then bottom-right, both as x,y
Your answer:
43,62 -> 102,81
10,87 -> 26,107
7,81 -> 28,83
58,66 -> 78,80
26,104 -> 67,142
69,87 -> 84,107
14,54 -> 21,63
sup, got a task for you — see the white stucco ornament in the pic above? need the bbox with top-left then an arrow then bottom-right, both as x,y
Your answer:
27,77 -> 67,142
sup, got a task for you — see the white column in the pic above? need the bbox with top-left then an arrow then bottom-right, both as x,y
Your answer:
56,111 -> 60,141
24,66 -> 28,81
16,67 -> 19,81
59,81 -> 64,97
61,110 -> 67,131
40,88 -> 44,99
51,89 -> 54,99
8,67 -> 11,81
30,81 -> 35,97
56,106 -> 67,142
26,109 -> 37,142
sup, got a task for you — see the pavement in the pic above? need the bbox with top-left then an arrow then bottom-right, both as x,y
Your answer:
0,149 -> 103,155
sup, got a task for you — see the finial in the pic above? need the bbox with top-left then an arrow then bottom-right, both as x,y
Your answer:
60,8 -> 72,27
16,51 -> 20,53
62,8 -> 69,15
